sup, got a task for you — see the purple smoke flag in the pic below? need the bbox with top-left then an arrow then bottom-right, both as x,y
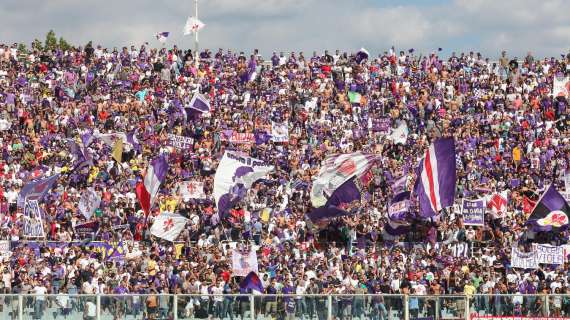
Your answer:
355,48 -> 369,64
187,93 -> 210,113
240,271 -> 264,293
156,32 -> 169,43
17,174 -> 60,208
414,138 -> 457,217
527,184 -> 570,232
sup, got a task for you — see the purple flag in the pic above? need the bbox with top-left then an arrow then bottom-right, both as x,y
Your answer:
127,129 -> 142,153
240,271 -> 264,293
355,48 -> 369,64
392,176 -> 407,195
414,138 -> 456,217
385,192 -> 411,235
527,184 -> 570,232
306,206 -> 351,223
325,177 -> 362,208
187,93 -> 210,113
17,174 -> 60,208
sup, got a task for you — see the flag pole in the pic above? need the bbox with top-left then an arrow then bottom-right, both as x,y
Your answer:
194,0 -> 199,67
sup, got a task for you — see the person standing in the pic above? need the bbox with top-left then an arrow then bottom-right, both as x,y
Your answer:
32,280 -> 48,320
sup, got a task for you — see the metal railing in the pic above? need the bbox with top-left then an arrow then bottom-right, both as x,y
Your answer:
1,293 -> 570,319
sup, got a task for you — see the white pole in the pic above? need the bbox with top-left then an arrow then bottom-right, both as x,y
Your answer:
194,0 -> 199,67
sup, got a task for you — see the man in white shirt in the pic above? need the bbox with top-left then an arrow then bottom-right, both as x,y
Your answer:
33,280 -> 48,319
84,299 -> 97,320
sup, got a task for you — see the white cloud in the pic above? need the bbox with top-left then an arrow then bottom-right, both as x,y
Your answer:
0,0 -> 568,58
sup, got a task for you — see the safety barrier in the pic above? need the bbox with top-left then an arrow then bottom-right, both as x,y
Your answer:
0,293 -> 568,319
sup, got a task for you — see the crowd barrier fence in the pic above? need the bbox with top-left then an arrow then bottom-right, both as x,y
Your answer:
1,293 -> 570,320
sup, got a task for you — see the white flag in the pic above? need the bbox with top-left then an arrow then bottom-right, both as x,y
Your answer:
78,188 -> 101,219
271,121 -> 289,142
150,213 -> 188,242
178,181 -> 207,200
388,122 -> 409,144
232,249 -> 259,277
183,16 -> 205,35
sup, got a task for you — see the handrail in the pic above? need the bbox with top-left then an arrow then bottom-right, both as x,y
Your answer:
1,293 -> 569,320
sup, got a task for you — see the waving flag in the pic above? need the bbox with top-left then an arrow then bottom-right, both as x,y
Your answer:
214,152 -> 274,217
136,155 -> 168,215
487,191 -> 508,219
527,185 -> 570,232
186,92 -> 210,113
355,48 -> 369,64
385,191 -> 412,235
17,174 -> 60,208
155,32 -> 169,43
270,121 -> 289,142
523,196 -> 536,215
183,16 -> 205,35
178,181 -> 207,200
126,129 -> 142,153
310,152 -> 379,207
232,249 -> 259,277
78,188 -> 101,219
150,213 -> 188,241
240,271 -> 264,294
388,122 -> 409,144
414,138 -> 456,217
111,138 -> 123,163
347,91 -> 362,104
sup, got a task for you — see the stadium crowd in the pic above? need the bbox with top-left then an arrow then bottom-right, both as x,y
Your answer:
0,41 -> 569,320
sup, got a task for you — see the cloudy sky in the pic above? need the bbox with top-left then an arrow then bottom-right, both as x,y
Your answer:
1,0 -> 569,59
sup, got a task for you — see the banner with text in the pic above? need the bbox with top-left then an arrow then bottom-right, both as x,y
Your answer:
167,134 -> 194,150
533,244 -> 564,265
462,198 -> 485,226
511,247 -> 538,269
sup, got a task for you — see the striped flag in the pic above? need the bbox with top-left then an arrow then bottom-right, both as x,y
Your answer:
414,138 -> 457,217
136,155 -> 168,215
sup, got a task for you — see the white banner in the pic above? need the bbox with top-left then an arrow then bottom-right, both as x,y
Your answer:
78,188 -> 101,219
178,181 -> 207,200
553,76 -> 569,98
511,247 -> 538,269
271,121 -> 289,142
0,240 -> 11,261
167,134 -> 194,150
214,151 -> 274,213
232,249 -> 259,277
533,244 -> 564,265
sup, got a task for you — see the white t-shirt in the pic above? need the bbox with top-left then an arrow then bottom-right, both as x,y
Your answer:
85,301 -> 97,317
34,286 -> 48,300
